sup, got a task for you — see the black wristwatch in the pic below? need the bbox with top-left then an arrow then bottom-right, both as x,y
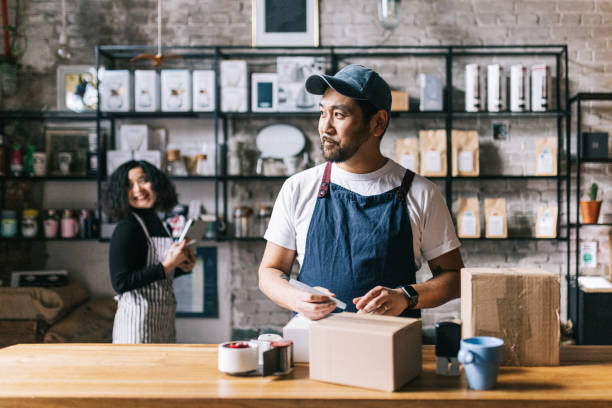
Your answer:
399,285 -> 419,310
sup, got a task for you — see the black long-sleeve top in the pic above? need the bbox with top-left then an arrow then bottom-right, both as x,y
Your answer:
109,208 -> 180,294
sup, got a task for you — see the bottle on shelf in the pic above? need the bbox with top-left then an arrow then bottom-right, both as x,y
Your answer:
43,209 -> 60,238
166,149 -> 187,176
0,132 -> 5,176
1,209 -> 18,238
21,209 -> 39,238
10,143 -> 23,176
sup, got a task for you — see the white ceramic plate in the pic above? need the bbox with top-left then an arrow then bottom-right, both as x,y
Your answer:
256,124 -> 306,158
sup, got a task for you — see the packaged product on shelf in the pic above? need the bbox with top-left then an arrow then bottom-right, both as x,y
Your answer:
119,124 -> 151,152
451,130 -> 479,176
457,197 -> 480,238
220,60 -> 248,112
134,151 -> 162,170
419,129 -> 446,177
484,198 -> 507,238
535,206 -> 558,238
161,70 -> 192,112
510,64 -> 528,112
106,151 -> 132,176
465,64 -> 482,112
276,56 -> 325,112
100,70 -> 133,112
580,241 -> 597,268
395,137 -> 419,173
535,137 -> 557,176
487,64 -> 506,112
192,70 -> 216,112
251,73 -> 278,112
419,73 -> 443,111
390,90 -> 408,112
531,64 -> 549,112
134,70 -> 160,112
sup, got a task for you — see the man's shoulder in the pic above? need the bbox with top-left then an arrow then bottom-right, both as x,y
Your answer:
387,159 -> 438,197
284,162 -> 326,189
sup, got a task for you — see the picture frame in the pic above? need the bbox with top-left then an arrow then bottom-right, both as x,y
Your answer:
252,0 -> 319,47
44,127 -> 90,176
251,73 -> 278,112
57,65 -> 98,112
174,246 -> 218,318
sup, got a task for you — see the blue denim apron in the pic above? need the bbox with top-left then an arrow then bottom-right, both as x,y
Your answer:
298,161 -> 420,318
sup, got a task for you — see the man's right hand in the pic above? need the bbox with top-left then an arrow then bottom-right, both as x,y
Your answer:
293,286 -> 337,320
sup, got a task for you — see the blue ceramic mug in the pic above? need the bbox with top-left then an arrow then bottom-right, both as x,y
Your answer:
458,336 -> 504,390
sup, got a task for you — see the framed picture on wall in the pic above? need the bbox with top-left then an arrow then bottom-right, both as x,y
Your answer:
44,127 -> 90,176
57,65 -> 98,112
251,73 -> 278,112
174,246 -> 218,318
252,0 -> 319,47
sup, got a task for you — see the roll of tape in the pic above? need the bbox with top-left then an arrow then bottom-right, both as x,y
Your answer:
218,341 -> 259,375
257,333 -> 283,365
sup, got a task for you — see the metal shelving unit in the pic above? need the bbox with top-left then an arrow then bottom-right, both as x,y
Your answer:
568,92 -> 612,343
1,44 -> 570,243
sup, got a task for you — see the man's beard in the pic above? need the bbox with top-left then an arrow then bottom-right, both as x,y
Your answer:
320,134 -> 367,162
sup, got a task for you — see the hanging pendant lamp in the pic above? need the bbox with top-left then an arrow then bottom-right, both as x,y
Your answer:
130,0 -> 183,66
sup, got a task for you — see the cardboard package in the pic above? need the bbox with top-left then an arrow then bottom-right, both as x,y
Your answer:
282,314 -> 312,363
457,197 -> 480,238
419,129 -> 447,177
391,90 -> 409,111
395,137 -> 419,173
309,312 -> 422,392
451,130 -> 479,176
461,267 -> 560,366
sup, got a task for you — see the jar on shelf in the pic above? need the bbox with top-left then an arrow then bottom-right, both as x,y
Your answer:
166,149 -> 187,176
1,210 -> 18,238
61,209 -> 79,239
44,210 -> 60,238
256,205 -> 273,237
233,206 -> 253,238
21,209 -> 39,238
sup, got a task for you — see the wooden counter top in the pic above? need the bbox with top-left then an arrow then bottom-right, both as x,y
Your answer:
1,343 -> 612,407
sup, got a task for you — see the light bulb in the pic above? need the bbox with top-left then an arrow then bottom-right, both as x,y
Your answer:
378,0 -> 402,30
56,31 -> 72,61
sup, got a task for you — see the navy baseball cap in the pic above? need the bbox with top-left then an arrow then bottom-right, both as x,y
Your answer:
305,64 -> 392,113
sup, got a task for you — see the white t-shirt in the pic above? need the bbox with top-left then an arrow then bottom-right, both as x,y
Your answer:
264,159 -> 461,269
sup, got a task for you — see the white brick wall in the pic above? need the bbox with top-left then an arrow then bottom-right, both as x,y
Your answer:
2,0 -> 611,336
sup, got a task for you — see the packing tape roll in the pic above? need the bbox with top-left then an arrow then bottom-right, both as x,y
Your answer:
218,341 -> 259,375
257,333 -> 282,365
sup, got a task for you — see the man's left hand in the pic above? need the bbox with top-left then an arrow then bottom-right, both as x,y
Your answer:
353,286 -> 408,316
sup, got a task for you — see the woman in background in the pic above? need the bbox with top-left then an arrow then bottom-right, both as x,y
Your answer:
103,160 -> 195,343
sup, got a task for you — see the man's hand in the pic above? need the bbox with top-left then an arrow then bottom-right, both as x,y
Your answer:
353,286 -> 408,316
294,286 -> 337,320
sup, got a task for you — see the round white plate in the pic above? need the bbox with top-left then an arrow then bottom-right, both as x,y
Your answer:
256,124 -> 306,158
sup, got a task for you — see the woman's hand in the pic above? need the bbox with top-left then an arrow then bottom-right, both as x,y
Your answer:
293,286 -> 337,321
353,286 -> 408,316
177,247 -> 196,272
161,240 -> 191,275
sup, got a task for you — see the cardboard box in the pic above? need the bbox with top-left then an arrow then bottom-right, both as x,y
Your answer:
309,312 -> 422,392
461,268 -> 560,366
282,314 -> 312,363
134,70 -> 160,112
391,90 -> 408,111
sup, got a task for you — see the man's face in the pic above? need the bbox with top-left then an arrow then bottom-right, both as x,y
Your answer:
318,88 -> 370,162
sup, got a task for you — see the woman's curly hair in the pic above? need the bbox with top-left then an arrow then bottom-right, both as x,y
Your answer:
103,160 -> 178,220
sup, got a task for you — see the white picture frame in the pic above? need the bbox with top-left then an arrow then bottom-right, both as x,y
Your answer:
57,65 -> 98,112
251,73 -> 278,112
252,0 -> 319,47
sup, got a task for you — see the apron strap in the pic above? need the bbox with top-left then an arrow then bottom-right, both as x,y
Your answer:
396,169 -> 415,202
317,161 -> 333,198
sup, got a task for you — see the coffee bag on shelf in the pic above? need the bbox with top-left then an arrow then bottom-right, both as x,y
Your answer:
452,130 -> 479,176
535,206 -> 558,238
484,198 -> 508,238
457,197 -> 481,238
535,137 -> 557,176
395,137 -> 419,173
419,129 -> 447,177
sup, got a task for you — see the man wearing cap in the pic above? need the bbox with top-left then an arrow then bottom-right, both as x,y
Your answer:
258,64 -> 463,320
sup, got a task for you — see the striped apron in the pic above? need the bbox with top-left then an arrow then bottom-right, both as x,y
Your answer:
112,212 -> 177,344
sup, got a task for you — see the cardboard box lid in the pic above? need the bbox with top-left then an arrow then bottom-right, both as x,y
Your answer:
311,312 -> 419,335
